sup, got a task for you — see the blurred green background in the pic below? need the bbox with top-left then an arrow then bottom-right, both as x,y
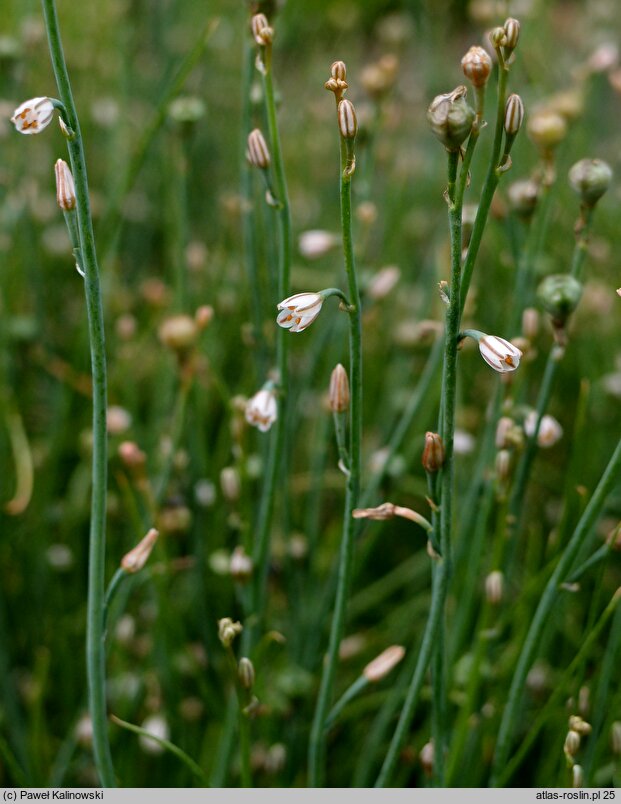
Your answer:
1,0 -> 621,788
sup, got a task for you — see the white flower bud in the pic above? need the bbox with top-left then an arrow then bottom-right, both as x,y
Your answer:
337,99 -> 357,139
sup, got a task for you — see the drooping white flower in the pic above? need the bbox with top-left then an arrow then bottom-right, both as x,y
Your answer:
478,335 -> 522,373
276,292 -> 323,333
245,388 -> 278,432
524,411 -> 563,448
11,97 -> 55,134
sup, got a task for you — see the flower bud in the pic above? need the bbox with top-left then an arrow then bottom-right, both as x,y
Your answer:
572,765 -> 584,789
220,467 -> 241,502
504,94 -> 524,135
421,432 -> 445,473
329,363 -> 350,413
527,110 -> 567,152
238,657 -> 255,690
427,86 -> 474,151
158,315 -> 198,353
569,715 -> 592,736
495,449 -> 512,482
247,128 -> 271,169
338,99 -> 357,139
537,274 -> 583,328
568,158 -> 613,207
331,60 -> 347,82
363,645 -> 405,682
503,18 -> 520,51
420,740 -> 434,777
485,570 -> 504,604
524,411 -> 563,448
121,528 -> 159,573
298,230 -> 338,260
230,546 -> 253,583
522,308 -> 540,339
508,179 -> 539,218
489,27 -> 507,48
251,13 -> 273,46
564,729 -> 581,758
461,46 -> 493,88
54,159 -> 76,211
218,617 -> 243,647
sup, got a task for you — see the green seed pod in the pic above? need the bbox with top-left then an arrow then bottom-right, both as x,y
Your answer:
568,158 -> 613,206
427,86 -> 475,151
537,274 -> 583,327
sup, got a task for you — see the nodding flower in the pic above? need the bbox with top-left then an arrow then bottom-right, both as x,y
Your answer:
462,329 -> 523,373
245,388 -> 278,433
477,334 -> 523,373
276,292 -> 324,333
11,97 -> 55,134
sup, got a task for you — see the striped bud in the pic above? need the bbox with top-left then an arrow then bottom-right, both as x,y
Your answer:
568,158 -> 613,206
247,128 -> 271,169
121,528 -> 159,573
363,645 -> 405,682
251,13 -> 273,46
54,159 -> 76,211
337,99 -> 357,139
238,657 -> 255,690
329,363 -> 350,413
427,86 -> 474,151
421,432 -> 445,473
331,60 -> 347,81
461,46 -> 493,88
503,18 -> 520,51
504,93 -> 524,135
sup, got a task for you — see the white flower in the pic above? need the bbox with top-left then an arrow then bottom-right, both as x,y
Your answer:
478,335 -> 522,373
298,230 -> 337,260
245,388 -> 278,432
11,97 -> 54,134
524,411 -> 563,448
276,292 -> 323,333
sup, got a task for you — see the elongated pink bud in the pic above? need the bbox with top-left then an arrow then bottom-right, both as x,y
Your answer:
247,128 -> 271,169
121,528 -> 159,573
54,159 -> 76,211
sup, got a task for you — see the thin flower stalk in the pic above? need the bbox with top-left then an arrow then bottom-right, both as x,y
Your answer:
308,102 -> 363,789
491,435 -> 621,783
41,0 -> 115,786
496,588 -> 621,786
505,207 -> 596,551
375,146 -> 462,791
247,21 -> 292,644
459,55 -> 510,314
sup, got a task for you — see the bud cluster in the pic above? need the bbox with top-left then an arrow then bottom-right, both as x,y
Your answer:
251,13 -> 273,46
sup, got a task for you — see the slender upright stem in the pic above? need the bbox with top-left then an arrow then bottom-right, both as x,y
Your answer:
459,65 -> 509,315
41,0 -> 115,786
375,148 -> 461,789
491,435 -> 621,783
249,42 -> 292,639
505,207 -> 597,550
308,136 -> 362,788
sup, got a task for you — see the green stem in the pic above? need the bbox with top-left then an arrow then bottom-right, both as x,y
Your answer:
374,148 -> 461,789
459,64 -> 509,315
505,343 -> 563,553
375,560 -> 449,787
491,434 -> 621,783
325,676 -> 368,730
41,0 -> 115,786
496,588 -> 621,786
248,41 -> 292,642
308,135 -> 362,787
